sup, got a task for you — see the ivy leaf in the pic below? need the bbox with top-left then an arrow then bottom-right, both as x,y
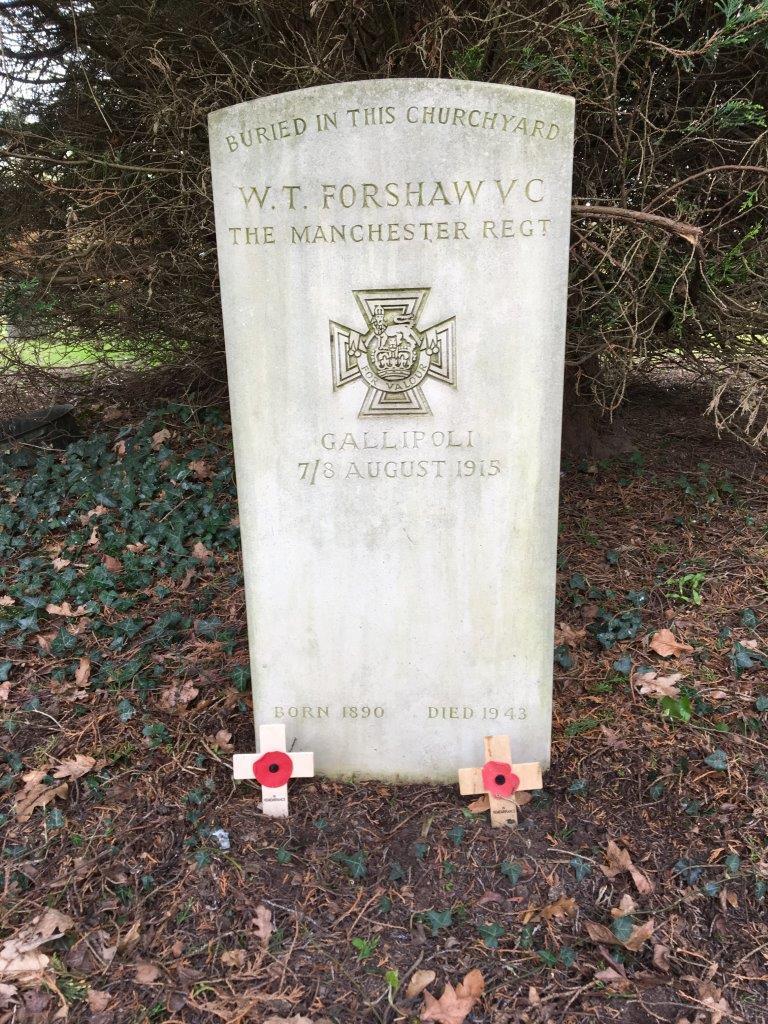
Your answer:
0,661 -> 12,682
724,853 -> 741,876
447,825 -> 465,846
116,698 -> 135,722
477,922 -> 505,948
388,861 -> 405,882
611,916 -> 635,942
704,749 -> 728,771
740,608 -> 758,629
660,694 -> 693,723
423,909 -> 452,936
332,851 -> 366,879
554,644 -> 574,670
500,860 -> 522,884
570,857 -> 592,881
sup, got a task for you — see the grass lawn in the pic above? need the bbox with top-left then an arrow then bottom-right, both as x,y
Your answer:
0,388 -> 767,1023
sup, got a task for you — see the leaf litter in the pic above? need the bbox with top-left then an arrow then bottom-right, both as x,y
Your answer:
0,396 -> 766,1021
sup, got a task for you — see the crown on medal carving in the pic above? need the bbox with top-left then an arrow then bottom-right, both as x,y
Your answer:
369,305 -> 417,382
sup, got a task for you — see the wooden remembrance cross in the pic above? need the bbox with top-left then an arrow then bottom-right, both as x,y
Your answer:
233,724 -> 314,817
458,735 -> 543,828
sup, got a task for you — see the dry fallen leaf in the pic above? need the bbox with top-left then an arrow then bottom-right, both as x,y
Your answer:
189,459 -> 212,480
593,966 -> 630,990
263,1017 -> 316,1024
653,943 -> 671,972
14,771 -> 68,823
160,680 -> 199,709
151,427 -> 171,449
538,896 -> 577,923
555,622 -> 586,645
0,595 -> 16,606
126,542 -> 147,553
254,904 -> 273,948
192,540 -> 213,562
611,893 -> 636,916
45,601 -> 88,618
134,962 -> 160,984
467,794 -> 490,813
405,969 -> 436,999
212,729 -> 234,752
698,981 -> 730,1024
0,909 -> 74,983
51,557 -> 71,570
585,917 -> 655,951
80,505 -> 109,523
0,984 -> 18,1008
637,671 -> 681,698
87,990 -> 111,1012
601,840 -> 654,894
600,725 -> 630,750
117,920 -> 141,952
221,948 -> 247,968
421,969 -> 485,1024
52,754 -> 96,780
650,628 -> 693,658
102,553 -> 123,573
74,658 -> 91,687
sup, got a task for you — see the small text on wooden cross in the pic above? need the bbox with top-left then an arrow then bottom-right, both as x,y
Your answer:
232,723 -> 314,818
458,735 -> 542,828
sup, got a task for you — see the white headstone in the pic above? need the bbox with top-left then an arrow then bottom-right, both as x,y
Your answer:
209,80 -> 574,781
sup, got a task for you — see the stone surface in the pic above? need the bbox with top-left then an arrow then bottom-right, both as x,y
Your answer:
209,79 -> 574,780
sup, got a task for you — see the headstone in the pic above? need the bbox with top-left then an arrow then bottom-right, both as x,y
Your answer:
209,79 -> 574,781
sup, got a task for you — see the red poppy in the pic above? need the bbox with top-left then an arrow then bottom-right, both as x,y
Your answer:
482,760 -> 520,798
253,750 -> 293,788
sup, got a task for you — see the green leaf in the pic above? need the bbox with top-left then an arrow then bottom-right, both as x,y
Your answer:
537,949 -> 558,967
568,779 -> 588,796
500,860 -> 522,884
741,608 -> 758,629
275,847 -> 292,864
388,861 -> 405,882
477,921 -> 505,948
423,909 -> 452,936
447,825 -> 465,846
559,946 -> 576,967
0,662 -> 11,682
611,916 -> 635,942
755,696 -> 768,713
554,644 -> 574,670
116,698 -> 135,722
660,694 -> 693,723
332,850 -> 366,879
350,935 -> 380,960
724,853 -> 741,876
570,857 -> 591,881
612,655 -> 632,675
704,749 -> 728,771
384,969 -> 399,991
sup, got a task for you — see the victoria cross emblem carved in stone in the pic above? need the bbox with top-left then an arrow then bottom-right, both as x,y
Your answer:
330,288 -> 456,417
